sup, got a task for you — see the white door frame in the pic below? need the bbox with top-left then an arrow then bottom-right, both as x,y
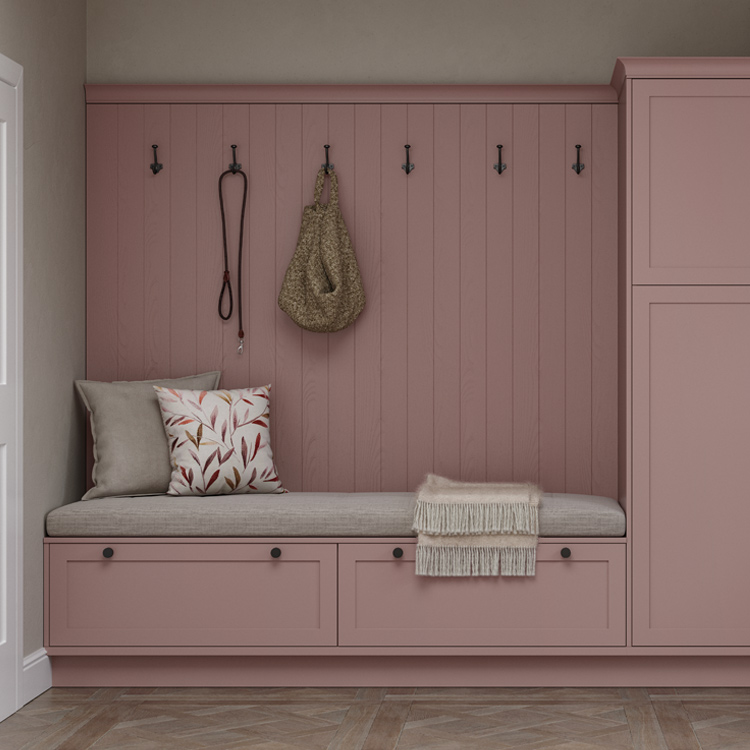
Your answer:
0,51 -> 23,722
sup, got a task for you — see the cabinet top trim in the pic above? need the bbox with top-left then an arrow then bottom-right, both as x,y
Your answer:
84,83 -> 618,105
611,56 -> 750,96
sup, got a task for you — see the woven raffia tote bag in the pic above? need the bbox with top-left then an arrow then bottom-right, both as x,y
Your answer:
278,167 -> 365,332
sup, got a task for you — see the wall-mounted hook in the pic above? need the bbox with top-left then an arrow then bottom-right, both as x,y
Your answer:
493,144 -> 507,175
402,144 -> 415,175
150,145 -> 163,175
228,144 -> 242,174
321,144 -> 334,174
571,144 -> 585,174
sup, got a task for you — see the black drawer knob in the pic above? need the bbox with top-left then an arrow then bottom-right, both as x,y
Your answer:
270,547 -> 282,559
102,547 -> 114,559
561,547 -> 572,559
393,547 -> 404,559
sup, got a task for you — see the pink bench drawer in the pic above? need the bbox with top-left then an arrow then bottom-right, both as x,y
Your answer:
339,543 -> 625,647
48,543 -> 337,647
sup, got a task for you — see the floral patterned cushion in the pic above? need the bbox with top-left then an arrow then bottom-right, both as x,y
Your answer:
153,385 -> 285,496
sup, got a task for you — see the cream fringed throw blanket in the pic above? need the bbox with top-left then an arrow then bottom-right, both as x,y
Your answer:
413,475 -> 541,577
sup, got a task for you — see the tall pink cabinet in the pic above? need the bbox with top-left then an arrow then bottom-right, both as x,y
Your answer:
616,58 -> 750,647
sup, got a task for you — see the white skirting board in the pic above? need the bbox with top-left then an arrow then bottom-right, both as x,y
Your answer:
22,649 -> 51,705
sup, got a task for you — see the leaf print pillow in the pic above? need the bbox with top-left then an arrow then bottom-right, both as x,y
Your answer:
153,385 -> 286,495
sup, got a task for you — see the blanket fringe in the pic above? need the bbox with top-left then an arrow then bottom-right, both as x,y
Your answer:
416,546 -> 536,577
413,500 -> 538,536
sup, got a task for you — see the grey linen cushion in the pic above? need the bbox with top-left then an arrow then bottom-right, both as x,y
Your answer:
46,492 -> 625,537
76,372 -> 221,500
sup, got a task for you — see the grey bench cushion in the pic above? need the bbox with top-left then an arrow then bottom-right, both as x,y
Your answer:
46,492 -> 625,538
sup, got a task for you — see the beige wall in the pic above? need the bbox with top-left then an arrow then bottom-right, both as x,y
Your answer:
87,0 -> 750,84
0,0 -> 87,657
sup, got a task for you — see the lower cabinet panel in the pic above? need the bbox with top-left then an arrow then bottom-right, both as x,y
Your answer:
48,543 -> 337,647
339,543 -> 626,647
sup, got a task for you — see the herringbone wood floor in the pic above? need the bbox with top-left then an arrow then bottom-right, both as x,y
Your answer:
1,686 -> 749,749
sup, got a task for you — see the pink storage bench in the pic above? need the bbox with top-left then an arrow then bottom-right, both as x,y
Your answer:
44,492 -> 627,686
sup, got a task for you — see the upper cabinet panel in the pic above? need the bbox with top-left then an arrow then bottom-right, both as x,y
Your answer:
632,79 -> 750,284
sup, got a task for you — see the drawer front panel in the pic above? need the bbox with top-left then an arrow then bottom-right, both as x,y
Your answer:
339,543 -> 625,647
49,543 -> 337,647
632,78 -> 750,284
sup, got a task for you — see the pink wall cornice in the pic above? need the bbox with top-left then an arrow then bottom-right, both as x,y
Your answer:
611,56 -> 750,96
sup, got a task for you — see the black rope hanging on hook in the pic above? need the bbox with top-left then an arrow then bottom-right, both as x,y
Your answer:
218,145 -> 248,354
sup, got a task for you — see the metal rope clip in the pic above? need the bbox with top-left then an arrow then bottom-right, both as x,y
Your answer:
238,337 -> 244,355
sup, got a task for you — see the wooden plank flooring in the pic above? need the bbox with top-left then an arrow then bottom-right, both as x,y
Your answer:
2,687 -> 749,749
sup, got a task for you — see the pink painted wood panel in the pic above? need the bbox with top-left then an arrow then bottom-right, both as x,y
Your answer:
339,543 -> 625,647
301,104 -> 330,491
327,104 -> 356,492
632,79 -> 750,284
48,543 -> 337,647
353,104 -> 382,491
86,99 -> 618,496
432,104 -> 462,481
406,104 -> 435,489
538,105 -> 567,491
485,105 -> 514,481
565,105 -> 593,495
633,286 -> 750,647
143,105 -> 171,379
511,104 -> 540,483
459,104 -> 488,482
379,105 -> 409,492
169,105 -> 198,378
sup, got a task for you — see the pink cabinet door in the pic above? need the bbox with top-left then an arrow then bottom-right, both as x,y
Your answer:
339,542 -> 625,647
633,287 -> 750,646
632,79 -> 750,284
48,543 -> 337,647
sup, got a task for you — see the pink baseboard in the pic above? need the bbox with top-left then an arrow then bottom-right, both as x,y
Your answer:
51,655 -> 750,688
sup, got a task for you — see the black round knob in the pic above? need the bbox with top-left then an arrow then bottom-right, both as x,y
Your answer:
102,547 -> 114,559
393,547 -> 404,559
561,547 -> 572,559
270,547 -> 282,559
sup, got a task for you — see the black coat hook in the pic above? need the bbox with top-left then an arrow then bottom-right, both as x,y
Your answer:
321,144 -> 334,174
150,145 -> 163,175
493,144 -> 507,175
402,144 -> 415,175
228,145 -> 242,174
572,144 -> 585,174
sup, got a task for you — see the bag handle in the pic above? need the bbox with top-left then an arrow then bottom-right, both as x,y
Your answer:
313,167 -> 339,208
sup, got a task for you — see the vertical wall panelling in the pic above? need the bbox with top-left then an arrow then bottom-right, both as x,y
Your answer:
511,105 -> 540,484
485,105 -> 514,482
301,104 -> 330,490
327,104 -> 356,492
86,90 -> 618,496
116,105 -> 145,381
353,104 -> 382,491
459,104 -> 488,482
247,105 -> 277,423
591,105 -> 618,499
274,105 -> 304,490
87,105 -> 119,381
406,104 -> 435,490
538,105 -> 567,492
432,105 -> 461,481
379,105 -> 409,491
564,105 -> 593,494
169,104 -> 198,378
195,105 -> 224,376
144,105 -> 172,379
221,104 -> 251,387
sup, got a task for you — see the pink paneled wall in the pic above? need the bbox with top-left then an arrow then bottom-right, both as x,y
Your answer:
87,95 -> 617,496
